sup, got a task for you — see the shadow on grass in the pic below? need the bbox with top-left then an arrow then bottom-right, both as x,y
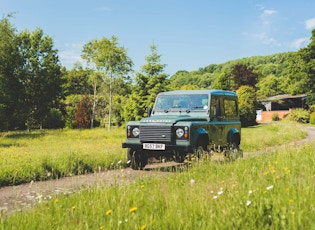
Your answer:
0,131 -> 47,148
141,153 -> 241,173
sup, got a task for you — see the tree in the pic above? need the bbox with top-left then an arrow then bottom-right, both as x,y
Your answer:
82,36 -> 133,130
63,64 -> 92,96
75,95 -> 92,129
211,71 -> 232,90
283,29 -> 315,95
17,28 -> 63,130
232,64 -> 258,90
0,15 -> 23,130
126,43 -> 168,120
256,74 -> 285,99
236,86 -> 257,127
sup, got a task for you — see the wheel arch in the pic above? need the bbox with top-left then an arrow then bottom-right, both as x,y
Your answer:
193,128 -> 209,147
227,128 -> 241,146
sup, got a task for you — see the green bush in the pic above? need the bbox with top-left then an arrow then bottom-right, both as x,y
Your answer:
272,113 -> 280,121
43,108 -> 65,129
236,86 -> 257,127
309,105 -> 315,113
310,111 -> 315,124
285,108 -> 310,123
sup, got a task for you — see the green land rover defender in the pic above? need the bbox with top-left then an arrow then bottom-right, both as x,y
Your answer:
122,90 -> 242,169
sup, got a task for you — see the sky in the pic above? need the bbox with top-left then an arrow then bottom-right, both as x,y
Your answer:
1,0 -> 315,76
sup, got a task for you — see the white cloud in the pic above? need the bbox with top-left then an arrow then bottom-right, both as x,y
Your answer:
305,17 -> 315,30
262,9 -> 277,17
260,9 -> 277,25
94,7 -> 112,12
252,32 -> 278,46
59,50 -> 83,68
289,37 -> 309,49
59,42 -> 85,69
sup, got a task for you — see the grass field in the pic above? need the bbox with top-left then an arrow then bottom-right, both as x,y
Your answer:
0,122 -> 314,229
0,128 -> 126,186
0,122 -> 307,187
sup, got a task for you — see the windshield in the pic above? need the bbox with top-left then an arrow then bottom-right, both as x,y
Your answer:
154,94 -> 209,112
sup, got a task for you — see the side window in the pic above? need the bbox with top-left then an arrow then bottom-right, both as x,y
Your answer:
210,96 -> 221,116
224,99 -> 238,117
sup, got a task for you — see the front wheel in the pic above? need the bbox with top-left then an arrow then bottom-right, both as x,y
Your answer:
193,141 -> 210,161
173,150 -> 186,163
127,148 -> 147,170
224,143 -> 243,161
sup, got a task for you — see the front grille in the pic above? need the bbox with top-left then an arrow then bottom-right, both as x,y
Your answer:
140,125 -> 172,143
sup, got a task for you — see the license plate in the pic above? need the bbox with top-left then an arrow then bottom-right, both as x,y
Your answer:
143,143 -> 165,150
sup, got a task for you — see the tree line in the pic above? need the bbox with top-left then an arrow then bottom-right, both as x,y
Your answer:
1,15 -> 315,131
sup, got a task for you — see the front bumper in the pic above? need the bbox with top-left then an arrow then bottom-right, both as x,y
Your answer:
122,142 -> 192,152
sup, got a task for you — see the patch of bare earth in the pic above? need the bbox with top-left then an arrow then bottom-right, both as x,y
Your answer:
0,126 -> 314,216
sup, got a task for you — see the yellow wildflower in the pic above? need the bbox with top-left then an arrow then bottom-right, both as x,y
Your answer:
130,206 -> 138,213
141,224 -> 147,230
54,199 -> 59,203
105,209 -> 112,215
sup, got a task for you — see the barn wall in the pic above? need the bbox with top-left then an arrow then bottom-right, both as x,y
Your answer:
256,110 -> 291,122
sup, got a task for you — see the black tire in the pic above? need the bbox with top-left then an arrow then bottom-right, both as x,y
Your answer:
127,148 -> 147,170
194,141 -> 208,160
174,150 -> 186,163
224,143 -> 243,161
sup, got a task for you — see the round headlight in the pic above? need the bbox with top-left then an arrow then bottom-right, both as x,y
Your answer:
176,128 -> 184,138
132,127 -> 140,137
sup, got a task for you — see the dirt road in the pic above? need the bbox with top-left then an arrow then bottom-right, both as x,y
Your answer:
1,126 -> 314,216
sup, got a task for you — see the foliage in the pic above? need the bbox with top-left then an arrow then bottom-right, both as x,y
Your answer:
284,108 -> 310,123
1,124 -> 313,229
236,86 -> 257,127
272,113 -> 280,121
81,35 -> 133,130
306,93 -> 315,106
169,70 -> 214,89
43,108 -> 65,129
123,44 -> 168,121
310,111 -> 315,124
211,71 -> 231,90
75,95 -> 92,129
0,16 -> 24,130
256,74 -> 286,99
0,16 -> 63,131
284,29 -> 315,95
232,63 -> 258,90
17,28 -> 63,130
62,65 -> 92,96
309,105 -> 315,113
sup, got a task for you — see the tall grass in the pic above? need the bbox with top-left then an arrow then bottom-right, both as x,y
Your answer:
1,141 -> 314,229
0,122 -> 308,187
0,128 -> 126,186
241,122 -> 307,152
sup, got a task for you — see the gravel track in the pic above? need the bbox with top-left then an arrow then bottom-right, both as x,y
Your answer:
1,126 -> 314,216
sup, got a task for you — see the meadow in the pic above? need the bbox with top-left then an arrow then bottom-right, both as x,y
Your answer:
0,122 -> 314,229
0,122 -> 307,187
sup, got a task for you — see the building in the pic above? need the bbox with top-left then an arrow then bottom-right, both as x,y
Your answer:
256,94 -> 308,122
